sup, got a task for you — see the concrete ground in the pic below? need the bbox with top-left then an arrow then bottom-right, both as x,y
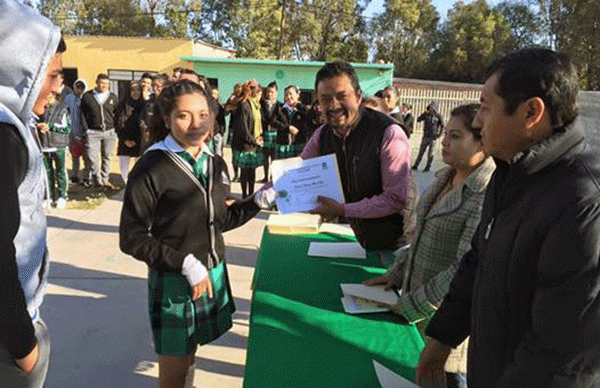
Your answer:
40,144 -> 441,388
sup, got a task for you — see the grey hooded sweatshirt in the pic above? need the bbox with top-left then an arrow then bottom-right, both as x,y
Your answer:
0,0 -> 61,359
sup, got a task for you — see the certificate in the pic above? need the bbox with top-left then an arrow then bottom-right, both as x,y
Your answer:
272,154 -> 345,214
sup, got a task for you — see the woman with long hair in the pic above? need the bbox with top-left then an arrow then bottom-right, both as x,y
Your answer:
274,85 -> 310,159
120,80 -> 264,388
230,80 -> 264,198
116,80 -> 144,184
225,82 -> 244,181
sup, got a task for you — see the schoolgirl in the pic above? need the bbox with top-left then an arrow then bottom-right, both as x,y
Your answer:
274,85 -> 310,159
230,80 -> 264,198
119,80 -> 265,388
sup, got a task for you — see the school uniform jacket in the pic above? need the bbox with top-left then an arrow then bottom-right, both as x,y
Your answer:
119,136 -> 261,272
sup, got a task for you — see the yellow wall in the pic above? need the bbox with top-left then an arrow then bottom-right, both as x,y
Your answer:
63,36 -> 193,87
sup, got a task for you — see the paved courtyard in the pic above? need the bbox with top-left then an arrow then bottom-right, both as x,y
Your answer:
40,144 -> 440,387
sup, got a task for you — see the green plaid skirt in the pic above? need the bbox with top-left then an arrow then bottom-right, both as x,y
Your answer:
233,149 -> 265,168
262,131 -> 277,150
274,143 -> 305,160
148,261 -> 235,356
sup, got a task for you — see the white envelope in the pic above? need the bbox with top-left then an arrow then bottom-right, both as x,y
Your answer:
340,283 -> 400,306
308,242 -> 367,259
373,360 -> 420,388
341,295 -> 390,314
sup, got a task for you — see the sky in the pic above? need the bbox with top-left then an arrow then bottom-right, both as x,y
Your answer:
365,0 -> 504,21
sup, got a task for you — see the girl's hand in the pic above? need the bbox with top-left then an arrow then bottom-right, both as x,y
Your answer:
190,275 -> 213,301
289,125 -> 299,135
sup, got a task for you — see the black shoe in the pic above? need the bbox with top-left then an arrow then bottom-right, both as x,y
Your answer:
258,177 -> 268,184
70,177 -> 80,184
424,167 -> 430,172
412,165 -> 418,170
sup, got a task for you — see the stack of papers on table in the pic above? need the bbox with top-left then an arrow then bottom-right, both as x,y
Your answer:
340,283 -> 400,314
308,242 -> 366,259
267,213 -> 321,235
373,360 -> 420,388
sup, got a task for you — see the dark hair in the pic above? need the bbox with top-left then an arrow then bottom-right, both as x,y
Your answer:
314,61 -> 361,96
402,102 -> 412,109
451,103 -> 482,140
485,48 -> 579,130
284,85 -> 299,94
363,96 -> 385,112
149,79 -> 213,144
153,73 -> 168,85
180,68 -> 199,79
383,86 -> 399,97
56,36 -> 67,53
267,81 -> 278,90
172,67 -> 183,73
96,73 -> 109,81
141,72 -> 154,81
74,80 -> 85,89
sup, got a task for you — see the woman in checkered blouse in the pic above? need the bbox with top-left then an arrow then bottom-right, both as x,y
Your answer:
364,103 -> 496,388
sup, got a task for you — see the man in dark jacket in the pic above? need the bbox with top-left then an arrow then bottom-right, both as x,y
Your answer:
80,73 -> 118,188
416,48 -> 600,388
413,101 -> 444,171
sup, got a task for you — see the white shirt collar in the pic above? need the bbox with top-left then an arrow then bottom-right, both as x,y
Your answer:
162,134 -> 214,158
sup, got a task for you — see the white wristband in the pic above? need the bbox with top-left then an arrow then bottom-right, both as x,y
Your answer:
181,254 -> 208,287
254,186 -> 277,209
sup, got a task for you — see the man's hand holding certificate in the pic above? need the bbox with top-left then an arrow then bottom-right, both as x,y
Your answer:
271,154 -> 345,214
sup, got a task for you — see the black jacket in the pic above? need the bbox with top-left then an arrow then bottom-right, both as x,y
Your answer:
426,124 -> 600,387
318,107 -> 404,251
417,110 -> 443,138
260,100 -> 286,136
231,101 -> 259,152
402,111 -> 414,138
278,103 -> 311,145
120,148 -> 260,271
116,97 -> 144,156
80,90 -> 118,131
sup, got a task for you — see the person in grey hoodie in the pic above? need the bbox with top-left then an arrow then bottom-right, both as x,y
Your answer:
0,1 -> 65,386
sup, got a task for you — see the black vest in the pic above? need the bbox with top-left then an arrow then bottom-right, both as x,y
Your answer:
319,107 -> 404,250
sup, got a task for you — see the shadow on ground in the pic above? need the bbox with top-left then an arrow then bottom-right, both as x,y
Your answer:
41,261 -> 251,388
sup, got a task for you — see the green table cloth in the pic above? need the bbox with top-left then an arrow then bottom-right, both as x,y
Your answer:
243,230 -> 425,388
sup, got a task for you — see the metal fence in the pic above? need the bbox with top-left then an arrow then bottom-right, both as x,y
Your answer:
399,86 -> 482,163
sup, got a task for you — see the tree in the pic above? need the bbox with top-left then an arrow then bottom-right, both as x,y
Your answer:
230,0 -> 369,62
371,0 -> 439,79
431,0 -> 512,82
494,1 -> 543,50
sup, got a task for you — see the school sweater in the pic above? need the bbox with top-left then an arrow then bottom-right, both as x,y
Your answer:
119,136 -> 261,272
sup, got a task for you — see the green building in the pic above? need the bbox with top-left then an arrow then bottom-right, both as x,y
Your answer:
182,57 -> 394,103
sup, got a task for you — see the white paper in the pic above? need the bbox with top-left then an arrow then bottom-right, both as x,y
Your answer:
318,223 -> 355,237
373,360 -> 420,388
273,154 -> 345,214
341,295 -> 390,314
308,242 -> 367,259
340,283 -> 400,306
271,157 -> 303,182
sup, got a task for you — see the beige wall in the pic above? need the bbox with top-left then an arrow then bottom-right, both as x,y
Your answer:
192,42 -> 235,58
63,36 -> 194,87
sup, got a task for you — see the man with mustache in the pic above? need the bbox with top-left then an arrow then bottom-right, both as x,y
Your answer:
301,61 -> 411,252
